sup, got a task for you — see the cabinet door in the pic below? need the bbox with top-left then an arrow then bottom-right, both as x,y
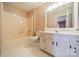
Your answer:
54,34 -> 67,57
44,34 -> 54,54
69,35 -> 79,57
39,34 -> 45,50
76,41 -> 79,57
67,35 -> 75,57
45,37 -> 53,54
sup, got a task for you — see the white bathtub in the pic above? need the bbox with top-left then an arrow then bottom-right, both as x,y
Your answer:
1,36 -> 39,54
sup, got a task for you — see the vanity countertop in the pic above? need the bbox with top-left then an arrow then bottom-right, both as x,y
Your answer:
56,32 -> 79,36
40,31 -> 56,34
40,31 -> 79,36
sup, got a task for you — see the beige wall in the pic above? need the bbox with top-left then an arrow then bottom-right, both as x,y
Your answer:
26,10 -> 35,36
27,3 -> 52,36
2,3 -> 28,40
2,11 -> 28,39
3,3 -> 28,18
0,2 -> 2,56
1,3 -> 29,51
27,15 -> 34,36
35,3 -> 49,32
35,6 -> 45,31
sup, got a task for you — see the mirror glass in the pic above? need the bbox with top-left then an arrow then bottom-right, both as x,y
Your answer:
78,2 -> 79,28
46,2 -> 74,28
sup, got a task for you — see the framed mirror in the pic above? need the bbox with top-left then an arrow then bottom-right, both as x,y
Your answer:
45,2 -> 79,31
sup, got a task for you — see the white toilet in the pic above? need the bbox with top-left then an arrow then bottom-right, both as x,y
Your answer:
30,36 -> 39,47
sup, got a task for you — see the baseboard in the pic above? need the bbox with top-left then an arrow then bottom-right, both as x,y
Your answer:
40,49 -> 55,57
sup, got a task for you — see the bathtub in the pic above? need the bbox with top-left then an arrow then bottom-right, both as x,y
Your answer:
1,36 -> 39,55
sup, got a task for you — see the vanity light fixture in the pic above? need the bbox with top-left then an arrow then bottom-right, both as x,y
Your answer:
47,2 -> 71,12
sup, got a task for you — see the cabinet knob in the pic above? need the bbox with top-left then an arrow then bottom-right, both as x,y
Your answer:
56,42 -> 58,47
52,41 -> 54,45
74,47 -> 77,53
76,40 -> 79,42
69,45 -> 71,49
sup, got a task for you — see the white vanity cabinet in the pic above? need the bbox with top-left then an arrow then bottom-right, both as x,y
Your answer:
39,33 -> 45,50
69,35 -> 79,57
39,33 -> 54,55
53,34 -> 69,57
44,34 -> 54,54
53,33 -> 79,57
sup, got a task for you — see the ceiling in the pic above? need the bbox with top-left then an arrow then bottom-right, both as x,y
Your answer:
4,2 -> 46,12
